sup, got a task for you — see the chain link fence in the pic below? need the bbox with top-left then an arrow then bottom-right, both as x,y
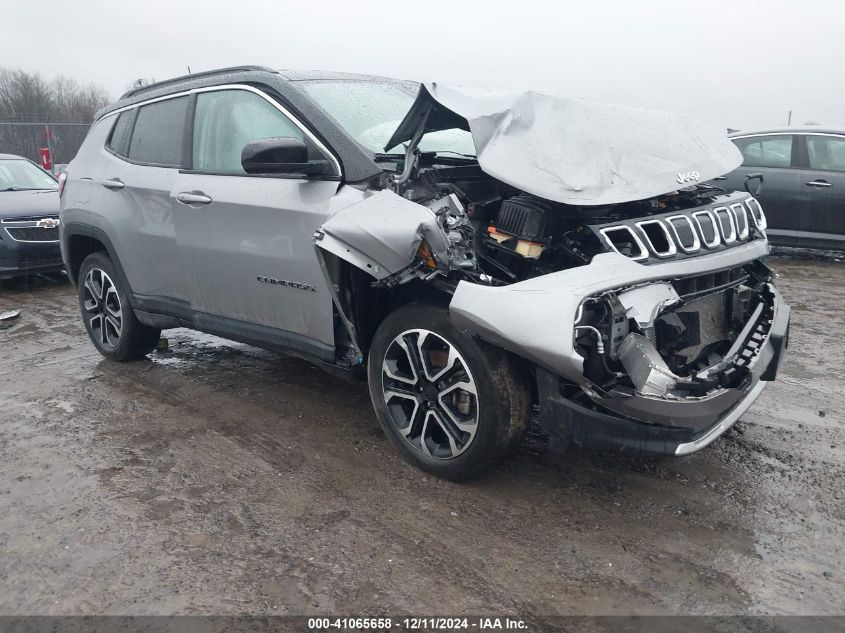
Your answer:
0,121 -> 93,167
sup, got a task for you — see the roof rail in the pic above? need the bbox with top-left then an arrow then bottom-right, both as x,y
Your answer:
120,65 -> 277,99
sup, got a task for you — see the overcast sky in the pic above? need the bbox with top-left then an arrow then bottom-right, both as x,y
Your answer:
2,0 -> 843,131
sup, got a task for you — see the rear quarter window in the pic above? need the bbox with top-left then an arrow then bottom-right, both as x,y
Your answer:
127,97 -> 189,166
106,110 -> 135,157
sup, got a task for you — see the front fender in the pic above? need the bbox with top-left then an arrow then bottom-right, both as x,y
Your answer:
314,189 -> 449,280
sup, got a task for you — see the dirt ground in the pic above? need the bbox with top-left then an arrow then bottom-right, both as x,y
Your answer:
0,257 -> 842,617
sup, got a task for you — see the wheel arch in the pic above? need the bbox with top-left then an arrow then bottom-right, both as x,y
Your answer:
318,249 -> 449,362
63,224 -> 133,302
366,301 -> 533,480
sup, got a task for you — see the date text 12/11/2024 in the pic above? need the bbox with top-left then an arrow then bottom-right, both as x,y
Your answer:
307,617 -> 528,630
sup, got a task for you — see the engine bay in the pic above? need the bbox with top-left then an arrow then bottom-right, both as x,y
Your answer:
390,155 -> 765,288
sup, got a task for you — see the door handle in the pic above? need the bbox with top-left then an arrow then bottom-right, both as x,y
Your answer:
712,176 -> 727,181
175,192 -> 213,205
101,178 -> 125,190
805,180 -> 832,188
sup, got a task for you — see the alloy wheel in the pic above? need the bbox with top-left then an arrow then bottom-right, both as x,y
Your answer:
381,329 -> 479,459
82,268 -> 123,348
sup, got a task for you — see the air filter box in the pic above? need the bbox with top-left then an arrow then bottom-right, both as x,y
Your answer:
493,194 -> 552,242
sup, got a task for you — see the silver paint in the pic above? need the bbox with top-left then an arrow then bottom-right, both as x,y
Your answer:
171,172 -> 340,344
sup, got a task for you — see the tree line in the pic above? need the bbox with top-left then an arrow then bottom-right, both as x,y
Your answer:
0,67 -> 111,166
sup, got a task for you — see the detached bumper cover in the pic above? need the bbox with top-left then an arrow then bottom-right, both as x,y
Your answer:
536,286 -> 790,456
450,240 -> 772,385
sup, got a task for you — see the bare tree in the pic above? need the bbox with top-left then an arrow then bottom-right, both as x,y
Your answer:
0,68 -> 110,164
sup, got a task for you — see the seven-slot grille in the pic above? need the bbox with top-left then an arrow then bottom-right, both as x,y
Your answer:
1,216 -> 60,242
594,196 -> 766,263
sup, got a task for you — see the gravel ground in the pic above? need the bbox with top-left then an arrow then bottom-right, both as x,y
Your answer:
0,257 -> 842,617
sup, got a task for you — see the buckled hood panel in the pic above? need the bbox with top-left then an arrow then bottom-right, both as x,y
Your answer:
386,83 -> 742,206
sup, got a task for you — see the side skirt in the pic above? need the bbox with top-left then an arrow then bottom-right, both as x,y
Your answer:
132,294 -> 363,382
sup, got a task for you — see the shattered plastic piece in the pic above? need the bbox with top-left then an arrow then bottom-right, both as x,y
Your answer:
0,310 -> 21,321
387,83 -> 742,206
617,283 -> 680,329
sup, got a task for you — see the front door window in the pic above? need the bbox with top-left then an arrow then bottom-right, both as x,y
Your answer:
192,90 -> 306,173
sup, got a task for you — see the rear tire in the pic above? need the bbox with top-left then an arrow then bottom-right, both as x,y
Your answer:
367,303 -> 531,481
77,252 -> 160,361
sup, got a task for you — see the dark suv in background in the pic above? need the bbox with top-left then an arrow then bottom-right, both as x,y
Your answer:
0,154 -> 63,280
715,128 -> 845,250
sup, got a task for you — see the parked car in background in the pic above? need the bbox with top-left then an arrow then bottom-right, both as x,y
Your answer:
60,67 -> 789,480
0,153 -> 63,280
713,128 -> 845,249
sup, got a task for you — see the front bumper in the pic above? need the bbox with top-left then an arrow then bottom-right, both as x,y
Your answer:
536,285 -> 790,456
451,240 -> 773,385
0,233 -> 63,280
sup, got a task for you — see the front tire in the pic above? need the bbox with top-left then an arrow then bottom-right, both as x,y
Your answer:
77,252 -> 160,361
368,304 -> 531,481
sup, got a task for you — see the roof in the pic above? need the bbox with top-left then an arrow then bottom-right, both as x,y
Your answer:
278,69 -> 404,82
98,66 -> 404,121
0,153 -> 25,160
100,67 -> 281,118
95,66 -> 387,183
119,65 -> 278,99
729,126 -> 845,137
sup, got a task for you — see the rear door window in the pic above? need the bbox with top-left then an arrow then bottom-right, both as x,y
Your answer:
806,135 -> 845,172
127,97 -> 188,166
734,135 -> 793,168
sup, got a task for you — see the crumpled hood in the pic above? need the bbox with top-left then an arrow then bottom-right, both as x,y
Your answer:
386,83 -> 742,206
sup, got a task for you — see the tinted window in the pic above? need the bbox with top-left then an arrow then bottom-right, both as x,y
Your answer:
192,90 -> 305,173
734,135 -> 792,168
806,135 -> 845,172
107,110 -> 134,157
127,97 -> 188,166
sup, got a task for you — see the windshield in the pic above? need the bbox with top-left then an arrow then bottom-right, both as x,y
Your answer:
0,159 -> 58,191
297,79 -> 476,157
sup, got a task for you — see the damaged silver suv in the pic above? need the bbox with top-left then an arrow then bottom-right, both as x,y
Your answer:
60,66 -> 790,480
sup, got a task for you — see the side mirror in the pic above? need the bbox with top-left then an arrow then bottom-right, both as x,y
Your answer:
240,137 -> 330,176
744,172 -> 764,196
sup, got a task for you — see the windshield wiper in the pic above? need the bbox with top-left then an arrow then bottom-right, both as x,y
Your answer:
372,153 -> 404,161
0,187 -> 55,192
433,150 -> 477,159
